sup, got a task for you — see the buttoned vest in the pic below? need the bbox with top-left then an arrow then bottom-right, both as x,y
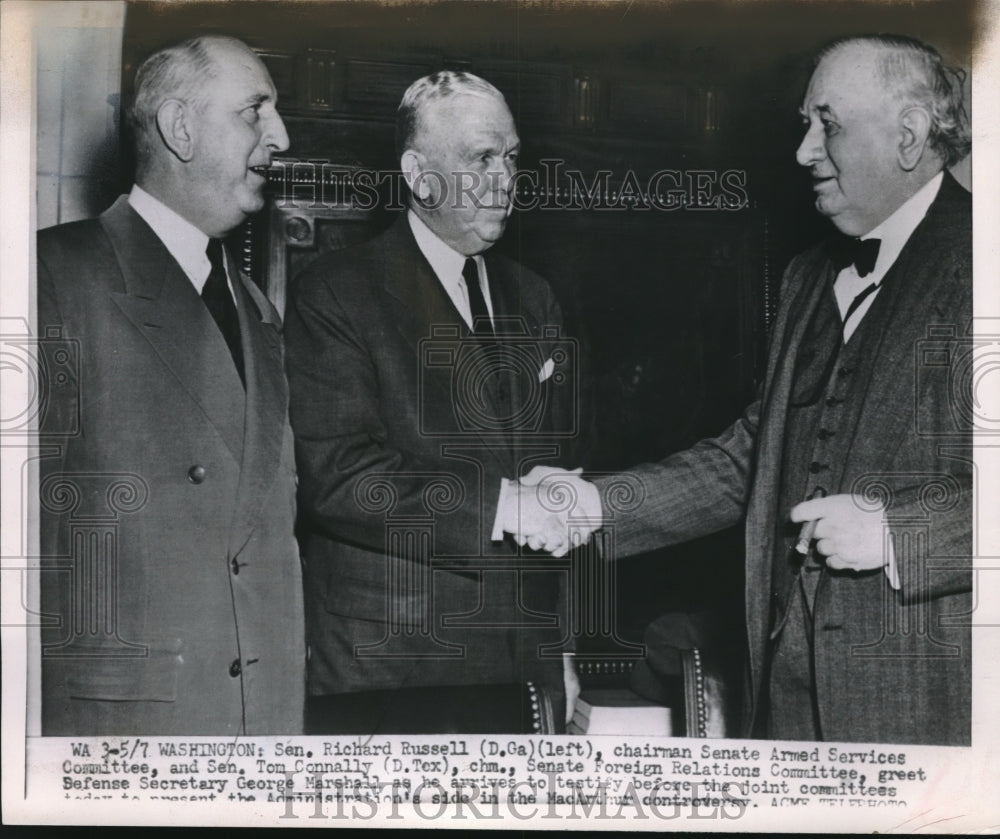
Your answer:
771,271 -> 897,626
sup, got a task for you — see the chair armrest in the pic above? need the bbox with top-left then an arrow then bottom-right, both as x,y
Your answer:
680,647 -> 740,738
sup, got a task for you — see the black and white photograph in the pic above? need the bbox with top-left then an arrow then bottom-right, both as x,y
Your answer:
2,0 -> 998,829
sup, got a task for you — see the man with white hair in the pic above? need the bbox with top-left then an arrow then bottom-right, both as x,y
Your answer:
285,71 -> 581,730
38,35 -> 305,735
512,34 -> 973,744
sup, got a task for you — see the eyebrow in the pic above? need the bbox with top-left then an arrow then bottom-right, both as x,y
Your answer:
461,137 -> 520,158
240,92 -> 273,108
799,103 -> 836,119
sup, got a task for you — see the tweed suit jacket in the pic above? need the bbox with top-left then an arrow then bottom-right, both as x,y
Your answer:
284,216 -> 576,696
598,173 -> 972,744
37,197 -> 306,735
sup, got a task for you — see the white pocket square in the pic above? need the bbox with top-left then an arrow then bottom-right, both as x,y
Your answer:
538,357 -> 555,383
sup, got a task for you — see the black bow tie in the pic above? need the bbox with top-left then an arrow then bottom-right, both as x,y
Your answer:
830,236 -> 881,278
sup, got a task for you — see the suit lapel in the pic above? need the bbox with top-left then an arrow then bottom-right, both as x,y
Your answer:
380,217 -> 510,471
744,249 -> 836,679
841,177 -> 969,481
485,250 -> 537,337
228,269 -> 288,557
381,217 -> 466,364
483,252 -> 542,446
102,197 -> 245,461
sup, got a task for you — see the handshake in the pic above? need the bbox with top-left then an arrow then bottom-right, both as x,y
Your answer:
498,466 -> 604,557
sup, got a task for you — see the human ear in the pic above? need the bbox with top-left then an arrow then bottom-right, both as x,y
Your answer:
401,148 -> 444,204
156,99 -> 195,162
400,149 -> 428,198
897,106 -> 932,171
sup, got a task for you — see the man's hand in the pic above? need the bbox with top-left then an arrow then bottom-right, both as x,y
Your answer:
500,466 -> 603,556
789,493 -> 889,571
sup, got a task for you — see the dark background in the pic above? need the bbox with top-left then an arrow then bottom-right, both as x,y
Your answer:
118,0 -> 975,667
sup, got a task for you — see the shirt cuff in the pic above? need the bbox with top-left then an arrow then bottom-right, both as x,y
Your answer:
883,536 -> 900,590
491,477 -> 511,542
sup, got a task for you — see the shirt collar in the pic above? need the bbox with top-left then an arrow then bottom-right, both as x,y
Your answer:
407,210 -> 480,285
128,184 -> 217,293
861,171 -> 943,281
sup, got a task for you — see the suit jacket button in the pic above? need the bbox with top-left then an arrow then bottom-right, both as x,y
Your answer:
229,659 -> 241,677
231,557 -> 240,575
188,465 -> 206,484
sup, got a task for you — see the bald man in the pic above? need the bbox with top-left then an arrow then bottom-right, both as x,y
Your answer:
38,36 -> 305,735
285,71 -> 581,730
511,34 -> 972,745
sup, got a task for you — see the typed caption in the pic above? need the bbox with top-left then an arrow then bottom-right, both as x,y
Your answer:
35,733 -> 950,827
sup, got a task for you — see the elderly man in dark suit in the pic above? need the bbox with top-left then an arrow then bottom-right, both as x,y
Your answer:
513,34 -> 972,745
285,71 -> 580,731
38,35 -> 305,735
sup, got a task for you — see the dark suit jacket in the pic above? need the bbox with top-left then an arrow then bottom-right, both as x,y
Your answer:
285,216 -> 577,697
37,196 -> 305,735
597,173 -> 972,744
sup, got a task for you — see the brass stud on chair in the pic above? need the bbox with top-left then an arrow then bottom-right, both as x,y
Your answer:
527,681 -> 542,732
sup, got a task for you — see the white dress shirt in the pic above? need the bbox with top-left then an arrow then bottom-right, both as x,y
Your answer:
836,171 -> 942,341
407,210 -> 494,329
128,184 -> 237,304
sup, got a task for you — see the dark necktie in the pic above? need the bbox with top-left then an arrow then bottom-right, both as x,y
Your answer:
830,236 -> 881,278
203,238 -> 245,387
790,281 -> 882,408
841,281 -> 879,331
462,258 -> 494,336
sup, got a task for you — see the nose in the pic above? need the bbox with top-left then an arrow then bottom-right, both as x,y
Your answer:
796,121 -> 825,168
263,109 -> 290,154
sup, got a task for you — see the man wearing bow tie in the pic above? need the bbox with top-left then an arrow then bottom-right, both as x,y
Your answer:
284,71 -> 580,730
37,36 -> 305,734
513,34 -> 972,744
